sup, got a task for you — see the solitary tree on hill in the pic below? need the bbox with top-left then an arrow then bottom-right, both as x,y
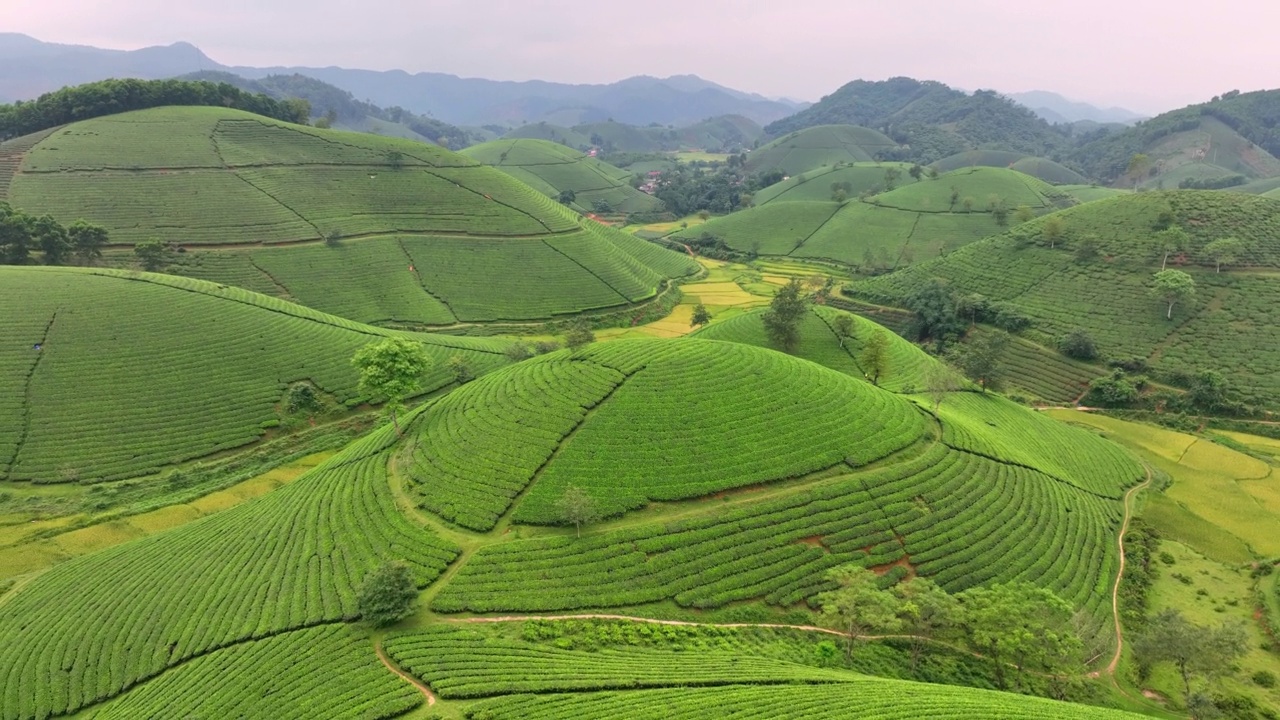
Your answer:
924,363 -> 963,412
815,565 -> 902,662
908,164 -> 924,181
690,303 -> 712,328
949,331 -> 1009,393
832,313 -> 855,349
1127,153 -> 1151,189
1203,237 -> 1245,273
1150,269 -> 1196,320
557,484 -> 601,538
357,561 -> 418,627
351,337 -> 433,435
1153,226 -> 1189,270
1014,205 -> 1035,224
762,278 -> 808,353
134,238 -> 175,272
859,330 -> 891,386
1040,216 -> 1066,250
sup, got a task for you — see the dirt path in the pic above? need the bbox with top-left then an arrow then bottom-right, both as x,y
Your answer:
375,639 -> 436,706
1107,465 -> 1153,675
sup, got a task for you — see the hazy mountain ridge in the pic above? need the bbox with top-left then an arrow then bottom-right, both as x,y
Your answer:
1006,90 -> 1145,125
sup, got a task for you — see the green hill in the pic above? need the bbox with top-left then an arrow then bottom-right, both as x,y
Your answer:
672,114 -> 763,151
930,150 -> 1089,185
852,190 -> 1280,408
504,121 -> 593,149
0,266 -> 509,483
461,138 -> 661,214
0,106 -> 699,325
766,79 -> 1070,164
574,120 -> 663,153
676,167 -> 1068,267
752,162 -> 920,205
746,125 -> 900,175
1071,91 -> 1280,185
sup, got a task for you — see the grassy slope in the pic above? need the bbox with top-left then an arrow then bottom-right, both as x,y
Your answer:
746,125 -> 900,175
752,162 -> 921,205
853,190 -> 1280,407
461,138 -> 661,214
4,107 -> 699,325
930,150 -> 1089,185
0,266 -> 509,483
679,168 -> 1068,267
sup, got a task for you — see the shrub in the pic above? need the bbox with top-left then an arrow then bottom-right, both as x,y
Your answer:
1059,330 -> 1099,360
358,561 -> 418,627
1253,670 -> 1276,688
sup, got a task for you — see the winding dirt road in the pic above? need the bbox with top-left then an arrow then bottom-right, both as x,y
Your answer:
375,639 -> 436,706
1106,465 -> 1153,676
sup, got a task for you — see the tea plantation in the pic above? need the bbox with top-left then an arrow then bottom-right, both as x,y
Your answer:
461,138 -> 661,214
675,167 -> 1068,267
745,125 -> 902,175
853,190 -> 1280,407
0,107 -> 700,325
0,266 -> 509,483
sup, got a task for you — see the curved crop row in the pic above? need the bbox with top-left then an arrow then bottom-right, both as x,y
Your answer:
0,419 -> 456,720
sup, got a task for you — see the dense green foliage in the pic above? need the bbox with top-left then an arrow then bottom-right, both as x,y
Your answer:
358,561 -> 419,626
766,79 -> 1070,164
0,78 -> 310,140
93,625 -> 420,719
852,190 -> 1280,407
0,418 -> 457,719
0,266 -> 508,482
461,138 -> 660,213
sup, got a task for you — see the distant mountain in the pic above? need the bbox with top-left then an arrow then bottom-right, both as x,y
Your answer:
1006,91 -> 1145,125
0,34 -> 801,128
765,77 -> 1071,164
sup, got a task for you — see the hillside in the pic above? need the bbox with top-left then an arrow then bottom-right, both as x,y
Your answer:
852,190 -> 1280,407
461,138 -> 661,214
0,266 -> 509,483
504,121 -> 593,149
766,78 -> 1070,163
930,150 -> 1089,185
0,106 -> 700,324
745,124 -> 900,175
1007,90 -> 1145,125
752,162 -> 921,205
676,167 -> 1070,267
1071,89 -> 1280,185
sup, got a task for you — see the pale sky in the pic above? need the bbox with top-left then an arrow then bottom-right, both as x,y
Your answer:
7,0 -> 1278,114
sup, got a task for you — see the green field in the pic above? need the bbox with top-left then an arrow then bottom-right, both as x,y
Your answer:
0,266 -> 509,483
461,138 -> 661,214
752,162 -> 921,205
852,190 -> 1280,408
677,167 -> 1067,268
746,125 -> 901,175
1,106 -> 700,325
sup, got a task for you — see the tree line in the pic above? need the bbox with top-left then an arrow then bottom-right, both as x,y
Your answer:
0,78 -> 312,141
0,203 -> 108,266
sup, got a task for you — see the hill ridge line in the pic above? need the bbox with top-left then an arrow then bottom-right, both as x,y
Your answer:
942,443 -> 1130,501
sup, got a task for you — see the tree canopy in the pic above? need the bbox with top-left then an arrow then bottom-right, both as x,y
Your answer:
351,337 -> 434,434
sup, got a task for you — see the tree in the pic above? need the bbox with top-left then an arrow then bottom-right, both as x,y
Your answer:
908,164 -> 924,181
447,355 -> 473,385
556,484 -> 600,538
949,331 -> 1009,393
905,278 -> 965,350
1074,234 -> 1102,262
385,149 -> 404,169
67,220 -> 108,265
0,204 -> 33,265
1150,269 -> 1195,320
815,565 -> 902,662
1127,153 -> 1151,189
1202,237 -> 1245,273
1153,226 -> 1189,271
883,167 -> 901,191
357,561 -> 418,627
563,318 -> 595,351
924,363 -> 962,412
1058,329 -> 1098,360
351,337 -> 433,435
324,229 -> 343,247
1014,205 -> 1035,224
32,214 -> 70,265
1040,216 -> 1065,250
1133,609 -> 1248,699
134,238 -> 174,271
859,331 -> 890,386
832,314 -> 855,349
1189,369 -> 1229,410
958,581 -> 1080,690
690,303 -> 712,328
557,189 -> 577,205
592,199 -> 614,214
761,278 -> 808,353
894,577 -> 960,671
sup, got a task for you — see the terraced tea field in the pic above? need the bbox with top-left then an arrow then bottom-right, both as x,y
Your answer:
0,107 -> 699,325
462,138 -> 661,214
746,125 -> 901,175
0,266 -> 509,483
853,190 -> 1280,407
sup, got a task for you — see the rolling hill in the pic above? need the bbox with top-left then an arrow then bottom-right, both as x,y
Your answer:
0,329 -> 1144,719
0,265 -> 509,483
852,190 -> 1280,408
0,106 -> 699,324
461,138 -> 661,214
765,79 -> 1070,164
676,167 -> 1071,267
930,150 -> 1089,185
745,125 -> 900,175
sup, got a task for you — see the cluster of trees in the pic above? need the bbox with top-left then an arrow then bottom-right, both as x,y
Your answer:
0,203 -> 108,266
816,566 -> 1088,691
0,78 -> 311,141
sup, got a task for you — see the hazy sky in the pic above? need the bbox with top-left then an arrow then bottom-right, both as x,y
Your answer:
7,0 -> 1278,114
